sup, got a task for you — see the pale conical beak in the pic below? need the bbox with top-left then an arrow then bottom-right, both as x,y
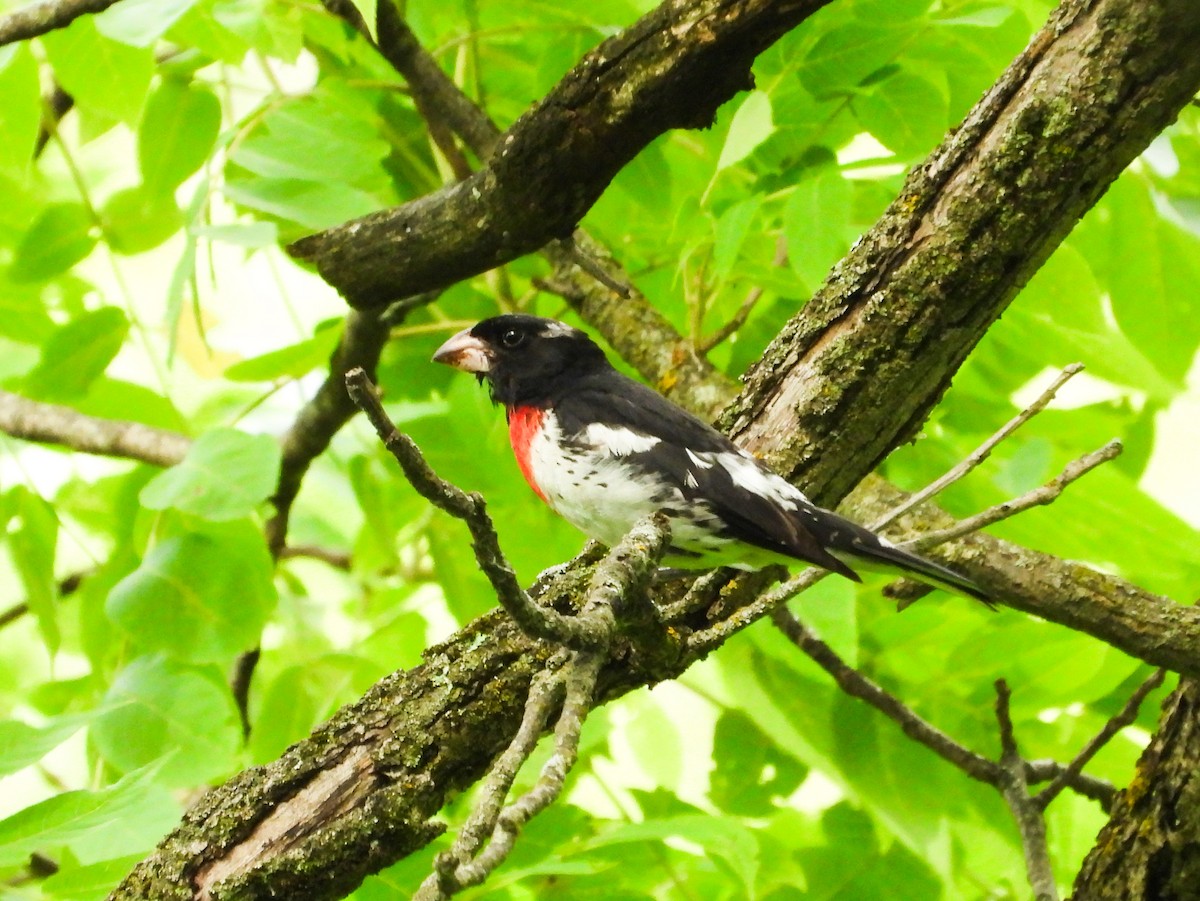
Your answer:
432,328 -> 492,373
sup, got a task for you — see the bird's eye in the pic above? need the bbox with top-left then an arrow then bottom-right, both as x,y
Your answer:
500,328 -> 524,348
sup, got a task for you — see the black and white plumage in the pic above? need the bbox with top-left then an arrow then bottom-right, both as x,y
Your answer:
433,314 -> 991,606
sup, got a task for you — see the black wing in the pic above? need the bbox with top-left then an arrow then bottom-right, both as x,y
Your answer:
552,372 -> 860,579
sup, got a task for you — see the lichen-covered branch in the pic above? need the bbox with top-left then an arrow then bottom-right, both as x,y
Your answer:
1071,676 -> 1200,899
723,0 -> 1200,513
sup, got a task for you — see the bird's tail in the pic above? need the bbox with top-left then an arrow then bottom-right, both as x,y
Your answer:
823,517 -> 995,609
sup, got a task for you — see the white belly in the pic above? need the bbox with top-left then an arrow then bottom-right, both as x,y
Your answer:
526,413 -> 734,564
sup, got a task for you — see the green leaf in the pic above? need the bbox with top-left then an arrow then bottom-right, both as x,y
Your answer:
5,487 -> 60,653
0,45 -> 41,176
139,79 -> 222,196
167,0 -> 255,64
249,655 -> 382,763
999,245 -> 1182,401
106,521 -> 276,662
223,177 -> 384,231
715,91 -> 774,172
1092,176 -> 1200,386
712,195 -> 764,280
784,168 -> 852,290
95,0 -> 203,46
91,655 -> 243,785
583,815 -> 760,897
851,0 -> 931,22
710,709 -> 808,816
8,203 -> 98,283
22,307 -> 129,402
801,25 -> 912,98
101,185 -> 184,254
854,69 -> 949,156
223,321 -> 343,382
192,221 -> 279,248
0,711 -> 94,778
41,855 -> 143,901
0,280 -> 56,344
139,428 -> 281,520
0,765 -> 179,866
229,89 -> 392,189
42,17 -> 153,124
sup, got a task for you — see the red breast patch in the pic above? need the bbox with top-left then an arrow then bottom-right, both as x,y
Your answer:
507,406 -> 548,503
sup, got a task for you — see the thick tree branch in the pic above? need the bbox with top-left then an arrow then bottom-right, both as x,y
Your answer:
0,0 -> 118,46
288,0 -> 833,307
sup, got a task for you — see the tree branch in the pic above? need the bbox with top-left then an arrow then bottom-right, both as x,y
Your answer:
0,390 -> 191,467
875,363 -> 1084,529
0,0 -> 119,46
288,0 -> 834,307
994,680 -> 1059,901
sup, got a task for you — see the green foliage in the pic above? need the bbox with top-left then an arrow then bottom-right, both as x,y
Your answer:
0,0 -> 1195,898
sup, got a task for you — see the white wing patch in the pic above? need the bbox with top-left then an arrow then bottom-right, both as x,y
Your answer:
693,449 -> 809,512
582,422 -> 661,456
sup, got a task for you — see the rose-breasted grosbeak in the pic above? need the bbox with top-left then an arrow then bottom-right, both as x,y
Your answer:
433,314 -> 991,605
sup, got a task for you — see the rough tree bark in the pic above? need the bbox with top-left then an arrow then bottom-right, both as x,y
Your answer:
1072,679 -> 1200,900
109,0 -> 1200,898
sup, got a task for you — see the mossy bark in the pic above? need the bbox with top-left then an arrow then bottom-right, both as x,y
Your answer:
1071,679 -> 1200,901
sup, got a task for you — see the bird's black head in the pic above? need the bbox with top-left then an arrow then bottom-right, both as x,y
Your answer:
432,314 -> 610,407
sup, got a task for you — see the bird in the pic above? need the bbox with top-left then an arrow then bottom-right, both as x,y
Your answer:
432,314 -> 992,606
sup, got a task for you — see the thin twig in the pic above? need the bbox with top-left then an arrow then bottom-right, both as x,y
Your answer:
424,650 -> 604,898
687,568 -> 825,654
1024,760 -> 1116,811
231,648 -> 261,739
1034,668 -> 1166,810
266,307 -> 394,557
279,544 -> 353,570
772,607 -> 1004,782
551,234 -> 633,299
415,656 -> 569,901
873,364 -> 1083,530
770,608 -> 1120,809
698,233 -> 787,353
994,680 -> 1059,901
0,569 -> 90,631
904,439 -> 1122,553
658,568 -> 735,622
